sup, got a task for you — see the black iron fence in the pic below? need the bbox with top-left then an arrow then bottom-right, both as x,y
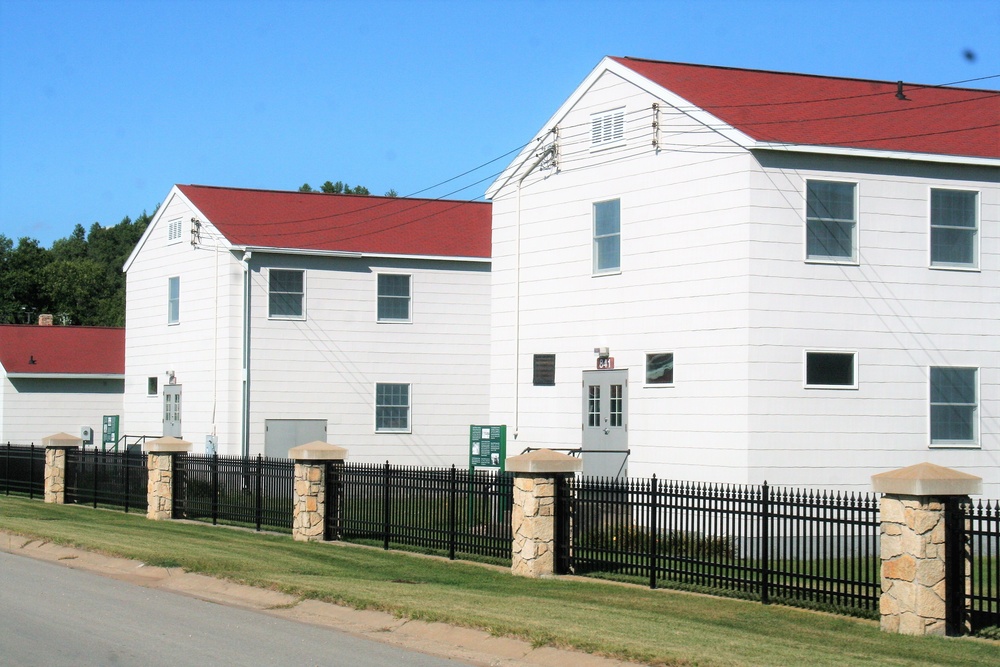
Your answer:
329,462 -> 513,562
1,443 -> 45,498
65,448 -> 148,513
6,443 -> 999,631
965,499 -> 1000,632
172,453 -> 294,533
560,476 -> 881,617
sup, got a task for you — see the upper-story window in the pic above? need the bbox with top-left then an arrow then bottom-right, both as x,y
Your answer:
167,276 -> 180,324
167,218 -> 183,244
591,108 -> 625,148
806,180 -> 857,262
269,269 -> 305,319
593,199 -> 621,274
930,189 -> 978,269
377,274 -> 411,322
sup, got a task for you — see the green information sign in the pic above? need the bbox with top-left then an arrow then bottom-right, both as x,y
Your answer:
102,415 -> 120,451
469,425 -> 506,471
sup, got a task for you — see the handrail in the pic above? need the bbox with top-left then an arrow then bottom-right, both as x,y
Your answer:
110,434 -> 163,453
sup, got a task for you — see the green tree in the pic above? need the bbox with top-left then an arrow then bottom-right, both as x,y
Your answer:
50,223 -> 87,261
298,183 -> 314,192
0,236 -> 53,323
0,209 -> 153,326
42,258 -> 109,325
313,180 -> 371,195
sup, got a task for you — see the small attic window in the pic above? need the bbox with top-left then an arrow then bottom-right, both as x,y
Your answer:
167,218 -> 183,244
591,108 -> 625,148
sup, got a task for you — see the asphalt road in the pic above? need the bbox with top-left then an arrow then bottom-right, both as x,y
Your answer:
0,550 -> 472,667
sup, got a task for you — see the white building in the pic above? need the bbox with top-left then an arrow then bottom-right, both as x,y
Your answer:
123,185 -> 492,463
486,57 -> 1000,494
0,322 -> 124,446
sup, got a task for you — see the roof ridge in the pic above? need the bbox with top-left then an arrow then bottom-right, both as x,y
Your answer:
179,184 -> 490,206
612,56 -> 1000,94
0,324 -> 125,331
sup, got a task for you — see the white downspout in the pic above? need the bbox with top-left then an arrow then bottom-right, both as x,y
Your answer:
240,250 -> 252,459
212,240 -> 219,439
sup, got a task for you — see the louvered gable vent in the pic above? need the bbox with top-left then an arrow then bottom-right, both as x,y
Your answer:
591,108 -> 625,147
167,218 -> 183,243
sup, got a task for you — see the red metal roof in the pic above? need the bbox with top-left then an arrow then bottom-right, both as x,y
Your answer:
0,325 -> 125,375
177,185 -> 492,258
612,57 -> 1000,159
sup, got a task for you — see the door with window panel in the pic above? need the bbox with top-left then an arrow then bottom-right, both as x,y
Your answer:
163,384 -> 182,437
581,370 -> 628,478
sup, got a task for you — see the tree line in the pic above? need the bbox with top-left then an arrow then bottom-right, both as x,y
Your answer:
0,212 -> 154,327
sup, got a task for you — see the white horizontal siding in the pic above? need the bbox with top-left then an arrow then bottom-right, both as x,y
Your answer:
491,67 -> 999,494
124,192 -> 244,453
0,375 -> 123,444
247,255 -> 490,466
490,70 -> 754,483
747,154 -> 1000,495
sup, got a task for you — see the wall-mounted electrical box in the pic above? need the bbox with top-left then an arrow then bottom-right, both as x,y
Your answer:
205,435 -> 218,456
80,426 -> 94,446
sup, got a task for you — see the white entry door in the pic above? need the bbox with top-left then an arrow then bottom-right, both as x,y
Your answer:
581,370 -> 628,478
163,384 -> 182,437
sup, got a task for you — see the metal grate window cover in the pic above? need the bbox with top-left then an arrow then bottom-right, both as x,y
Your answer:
533,354 -> 555,386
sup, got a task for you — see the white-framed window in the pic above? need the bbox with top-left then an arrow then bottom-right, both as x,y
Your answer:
806,180 -> 857,262
377,274 -> 411,322
167,218 -> 183,244
930,367 -> 978,446
591,107 -> 625,149
804,351 -> 857,389
147,377 -> 158,397
375,383 -> 410,432
930,189 -> 978,269
268,269 -> 305,319
593,199 -> 621,274
167,276 -> 180,324
645,353 -> 674,386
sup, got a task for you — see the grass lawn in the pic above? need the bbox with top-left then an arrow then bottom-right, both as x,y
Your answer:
1,495 -> 997,667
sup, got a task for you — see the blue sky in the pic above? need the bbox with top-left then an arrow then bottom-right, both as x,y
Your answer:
1,0 -> 997,247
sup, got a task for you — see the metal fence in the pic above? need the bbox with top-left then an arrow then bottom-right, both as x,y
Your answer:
1,443 -> 45,498
172,453 -> 294,533
65,448 -> 148,512
329,462 -> 513,562
560,476 -> 881,617
965,499 -> 1000,632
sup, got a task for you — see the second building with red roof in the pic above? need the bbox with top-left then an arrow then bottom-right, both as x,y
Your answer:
122,186 -> 492,463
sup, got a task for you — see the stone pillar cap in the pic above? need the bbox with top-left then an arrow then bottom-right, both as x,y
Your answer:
506,448 -> 582,474
288,441 -> 348,461
42,432 -> 83,448
144,436 -> 193,453
872,462 -> 982,496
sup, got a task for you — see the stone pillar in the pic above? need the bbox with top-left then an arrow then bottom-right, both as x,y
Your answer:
42,432 -> 82,504
873,462 -> 981,636
507,449 -> 582,578
289,442 -> 348,543
144,436 -> 192,520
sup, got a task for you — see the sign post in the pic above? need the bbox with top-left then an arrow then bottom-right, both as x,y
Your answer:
102,415 -> 120,452
469,425 -> 506,472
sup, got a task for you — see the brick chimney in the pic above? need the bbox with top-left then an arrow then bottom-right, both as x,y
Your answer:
38,314 -> 54,326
